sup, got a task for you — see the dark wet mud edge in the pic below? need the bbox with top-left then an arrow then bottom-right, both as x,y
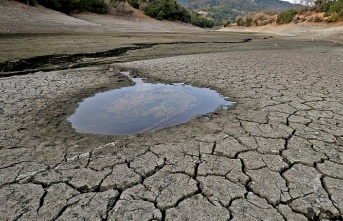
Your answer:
21,69 -> 136,159
0,39 -> 252,77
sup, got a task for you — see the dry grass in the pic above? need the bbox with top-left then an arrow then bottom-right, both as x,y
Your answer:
253,12 -> 277,26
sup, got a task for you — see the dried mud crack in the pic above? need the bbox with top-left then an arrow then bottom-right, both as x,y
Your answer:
1,36 -> 343,221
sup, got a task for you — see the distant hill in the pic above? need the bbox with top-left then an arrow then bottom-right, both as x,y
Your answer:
179,0 -> 295,25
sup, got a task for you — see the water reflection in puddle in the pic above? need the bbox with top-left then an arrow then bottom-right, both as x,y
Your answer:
68,72 -> 234,135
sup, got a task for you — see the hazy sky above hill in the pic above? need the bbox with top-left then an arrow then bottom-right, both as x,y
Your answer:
284,0 -> 311,5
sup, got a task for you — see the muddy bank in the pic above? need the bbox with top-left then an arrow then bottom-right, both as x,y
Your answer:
0,66 -> 134,164
0,38 -> 255,76
0,44 -> 148,76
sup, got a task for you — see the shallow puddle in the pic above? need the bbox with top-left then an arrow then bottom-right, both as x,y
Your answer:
68,72 -> 233,135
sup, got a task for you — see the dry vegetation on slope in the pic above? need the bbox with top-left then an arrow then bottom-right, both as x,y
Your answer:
0,0 -> 199,33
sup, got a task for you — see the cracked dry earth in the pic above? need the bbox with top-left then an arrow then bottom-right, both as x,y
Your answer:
1,40 -> 343,221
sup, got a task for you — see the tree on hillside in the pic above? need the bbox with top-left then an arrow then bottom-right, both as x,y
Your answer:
126,0 -> 214,27
144,0 -> 191,21
190,11 -> 214,27
276,8 -> 297,23
314,0 -> 343,20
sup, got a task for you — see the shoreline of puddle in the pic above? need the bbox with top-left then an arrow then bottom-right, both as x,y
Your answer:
67,71 -> 234,135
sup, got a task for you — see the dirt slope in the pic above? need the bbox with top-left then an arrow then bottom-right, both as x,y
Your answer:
0,0 -> 200,33
220,22 -> 343,44
0,1 -> 108,33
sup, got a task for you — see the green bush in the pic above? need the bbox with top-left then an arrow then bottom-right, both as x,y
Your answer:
80,0 -> 108,14
127,0 -> 139,9
179,7 -> 191,23
328,12 -> 340,21
143,0 -> 193,24
323,1 -> 334,12
144,0 -> 183,20
245,17 -> 253,26
39,0 -> 62,10
236,17 -> 244,26
276,9 -> 297,24
16,0 -> 108,14
324,11 -> 332,16
329,0 -> 343,14
315,0 -> 342,20
223,20 -> 230,27
190,12 -> 214,28
315,0 -> 343,17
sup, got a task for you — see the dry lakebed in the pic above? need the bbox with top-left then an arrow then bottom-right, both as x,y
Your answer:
0,5 -> 343,220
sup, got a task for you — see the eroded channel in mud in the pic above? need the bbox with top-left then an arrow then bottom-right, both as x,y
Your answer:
68,72 -> 233,135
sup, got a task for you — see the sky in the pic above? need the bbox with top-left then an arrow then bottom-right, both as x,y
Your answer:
282,0 -> 297,3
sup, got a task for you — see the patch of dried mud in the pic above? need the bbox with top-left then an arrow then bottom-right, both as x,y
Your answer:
1,38 -> 343,220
